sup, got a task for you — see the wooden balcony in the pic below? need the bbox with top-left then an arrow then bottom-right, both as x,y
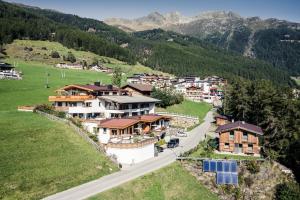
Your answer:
49,95 -> 94,102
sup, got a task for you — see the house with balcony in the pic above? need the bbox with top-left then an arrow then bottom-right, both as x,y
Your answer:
96,114 -> 170,165
215,121 -> 263,156
121,83 -> 153,96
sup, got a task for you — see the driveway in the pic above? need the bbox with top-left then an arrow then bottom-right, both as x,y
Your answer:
44,110 -> 214,200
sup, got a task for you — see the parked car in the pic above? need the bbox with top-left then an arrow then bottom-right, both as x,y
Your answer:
167,138 -> 179,148
155,145 -> 164,153
176,131 -> 187,137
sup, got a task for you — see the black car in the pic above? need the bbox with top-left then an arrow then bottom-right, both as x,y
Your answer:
167,138 -> 179,148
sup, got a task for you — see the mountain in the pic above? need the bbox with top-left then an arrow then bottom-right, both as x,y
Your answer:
105,11 -> 193,32
105,11 -> 300,75
0,1 -> 295,86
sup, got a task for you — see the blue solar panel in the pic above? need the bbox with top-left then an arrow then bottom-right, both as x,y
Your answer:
216,172 -> 223,184
203,160 -> 210,172
210,161 -> 217,172
224,162 -> 230,172
224,173 -> 231,184
230,161 -> 237,172
217,161 -> 223,172
232,173 -> 238,185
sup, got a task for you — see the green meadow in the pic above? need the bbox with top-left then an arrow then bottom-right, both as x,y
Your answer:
89,162 -> 218,200
0,60 -> 118,199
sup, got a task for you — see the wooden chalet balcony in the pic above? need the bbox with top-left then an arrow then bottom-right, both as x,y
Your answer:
48,95 -> 94,102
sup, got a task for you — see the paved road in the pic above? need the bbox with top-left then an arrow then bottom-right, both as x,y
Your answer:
44,111 -> 214,200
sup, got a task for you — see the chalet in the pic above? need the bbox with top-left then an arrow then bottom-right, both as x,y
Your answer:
90,65 -> 113,73
49,83 -> 160,119
185,86 -> 202,102
214,114 -> 230,126
122,83 -> 153,96
0,62 -> 22,80
216,121 -> 263,156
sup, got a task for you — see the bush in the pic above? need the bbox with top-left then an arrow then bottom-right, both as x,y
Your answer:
41,47 -> 47,50
246,160 -> 260,174
244,176 -> 254,187
34,104 -> 54,114
55,111 -> 66,118
89,134 -> 98,142
151,88 -> 184,108
63,52 -> 76,63
275,182 -> 300,200
51,51 -> 60,58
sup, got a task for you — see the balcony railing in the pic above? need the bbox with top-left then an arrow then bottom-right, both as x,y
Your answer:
49,95 -> 94,102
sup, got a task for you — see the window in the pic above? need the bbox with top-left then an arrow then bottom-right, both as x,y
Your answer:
243,132 -> 248,141
85,102 -> 92,107
111,129 -> 117,135
248,144 -> 253,152
224,143 -> 229,148
103,128 -> 107,134
57,102 -> 62,107
230,131 -> 234,140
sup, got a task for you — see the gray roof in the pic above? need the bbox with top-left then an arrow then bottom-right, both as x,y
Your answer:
216,121 -> 263,135
99,95 -> 160,104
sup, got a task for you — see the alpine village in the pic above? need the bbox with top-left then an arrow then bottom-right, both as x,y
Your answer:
0,1 -> 300,200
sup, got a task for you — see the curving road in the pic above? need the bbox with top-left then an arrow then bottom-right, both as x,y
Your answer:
44,111 -> 214,200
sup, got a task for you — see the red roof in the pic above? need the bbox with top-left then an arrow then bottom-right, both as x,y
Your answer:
132,114 -> 171,123
216,121 -> 263,135
99,118 -> 139,129
214,114 -> 229,120
57,84 -> 125,92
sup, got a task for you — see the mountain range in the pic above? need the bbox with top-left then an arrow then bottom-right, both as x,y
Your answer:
106,11 -> 300,75
0,1 -> 297,86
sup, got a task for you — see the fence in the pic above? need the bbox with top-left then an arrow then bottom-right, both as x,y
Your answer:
35,110 -> 114,161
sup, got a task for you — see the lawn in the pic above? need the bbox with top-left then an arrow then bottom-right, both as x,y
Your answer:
89,162 -> 218,200
156,100 -> 212,121
0,60 -> 119,199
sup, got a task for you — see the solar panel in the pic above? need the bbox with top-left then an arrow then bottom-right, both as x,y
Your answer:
203,160 -> 210,172
217,161 -> 223,172
216,172 -> 238,185
230,161 -> 238,172
223,161 -> 230,172
210,161 -> 217,172
232,173 -> 238,185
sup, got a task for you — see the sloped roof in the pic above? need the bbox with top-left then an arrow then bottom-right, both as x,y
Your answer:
216,121 -> 263,135
99,95 -> 160,103
57,84 -> 124,92
99,118 -> 139,129
122,83 -> 153,92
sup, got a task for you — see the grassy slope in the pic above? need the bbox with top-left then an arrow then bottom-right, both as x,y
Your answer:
0,60 -> 118,199
156,100 -> 212,121
6,40 -> 169,76
89,163 -> 218,200
291,77 -> 300,86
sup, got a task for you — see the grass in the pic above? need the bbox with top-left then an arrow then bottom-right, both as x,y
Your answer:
89,162 -> 218,200
0,59 -> 119,199
156,100 -> 212,121
291,76 -> 300,86
6,39 -> 169,77
0,59 -> 111,111
0,112 -> 118,200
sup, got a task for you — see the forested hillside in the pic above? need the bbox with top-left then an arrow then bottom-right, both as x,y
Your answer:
0,1 -> 296,86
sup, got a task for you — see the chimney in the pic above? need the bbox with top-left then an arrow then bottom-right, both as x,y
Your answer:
94,81 -> 101,86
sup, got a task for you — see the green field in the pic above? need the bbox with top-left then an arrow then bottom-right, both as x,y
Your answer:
6,40 -> 169,77
291,77 -> 300,86
89,162 -> 218,200
0,60 -> 119,199
156,100 -> 212,121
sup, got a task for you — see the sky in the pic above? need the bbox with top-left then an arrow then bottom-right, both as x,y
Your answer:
5,0 -> 300,22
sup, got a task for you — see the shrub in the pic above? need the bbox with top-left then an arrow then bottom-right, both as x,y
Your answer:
246,160 -> 260,174
275,182 -> 300,200
51,51 -> 60,58
234,187 -> 242,200
89,134 -> 98,142
151,88 -> 184,108
69,117 -> 82,128
244,176 -> 254,187
34,104 -> 54,114
41,47 -> 47,50
55,111 -> 66,118
63,52 -> 76,63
